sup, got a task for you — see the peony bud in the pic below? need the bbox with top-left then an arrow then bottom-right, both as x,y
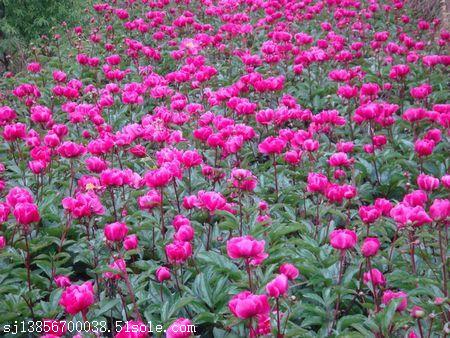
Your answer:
123,234 -> 138,251
156,266 -> 171,282
361,237 -> 381,257
410,306 -> 425,318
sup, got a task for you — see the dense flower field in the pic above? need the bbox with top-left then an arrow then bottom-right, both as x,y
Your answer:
0,0 -> 448,336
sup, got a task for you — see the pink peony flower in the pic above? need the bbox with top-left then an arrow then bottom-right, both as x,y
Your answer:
361,237 -> 381,257
104,222 -> 128,242
156,266 -> 171,282
13,202 -> 40,225
266,274 -> 289,298
329,229 -> 357,250
59,282 -> 95,315
228,291 -> 270,319
226,236 -> 268,266
382,290 -> 408,311
429,199 -> 450,221
123,234 -> 139,251
359,206 -> 381,224
279,263 -> 299,280
165,241 -> 192,264
54,275 -> 71,288
363,268 -> 386,286
417,174 -> 439,191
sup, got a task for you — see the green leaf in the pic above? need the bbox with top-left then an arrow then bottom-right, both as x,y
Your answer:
192,272 -> 214,308
93,299 -> 121,318
381,298 -> 402,334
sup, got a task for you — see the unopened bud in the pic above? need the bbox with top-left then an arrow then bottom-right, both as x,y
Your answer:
445,322 -> 450,334
410,306 -> 425,319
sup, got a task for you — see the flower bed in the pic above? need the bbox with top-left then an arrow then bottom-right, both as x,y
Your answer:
0,0 -> 448,337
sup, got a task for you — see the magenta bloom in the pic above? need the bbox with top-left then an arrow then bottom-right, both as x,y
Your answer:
104,222 -> 129,242
414,139 -> 435,157
359,206 -> 381,224
165,241 -> 192,264
230,168 -> 257,191
279,263 -> 299,280
104,259 -> 127,280
382,290 -> 408,312
57,141 -> 86,158
13,202 -> 40,225
429,199 -> 450,221
265,274 -> 289,298
374,198 -> 393,216
328,152 -> 353,167
390,203 -> 432,227
144,167 -> 173,188
417,174 -> 439,191
62,192 -> 104,219
258,136 -> 286,154
361,237 -> 381,257
181,150 -> 202,168
174,225 -> 195,242
226,236 -> 268,265
123,234 -> 139,251
54,275 -> 71,288
307,172 -> 329,193
329,229 -> 357,250
27,62 -> 41,73
6,187 -> 34,207
137,190 -> 162,211
228,291 -> 270,319
59,282 -> 95,315
195,190 -> 229,214
363,268 -> 386,287
156,266 -> 171,282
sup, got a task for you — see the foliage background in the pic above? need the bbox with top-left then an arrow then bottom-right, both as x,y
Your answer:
0,0 -> 86,71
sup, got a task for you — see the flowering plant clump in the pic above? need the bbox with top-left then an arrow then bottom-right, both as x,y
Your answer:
0,0 -> 448,337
